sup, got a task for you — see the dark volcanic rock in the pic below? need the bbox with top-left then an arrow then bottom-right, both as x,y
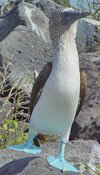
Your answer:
32,0 -> 62,18
78,116 -> 100,143
0,140 -> 100,175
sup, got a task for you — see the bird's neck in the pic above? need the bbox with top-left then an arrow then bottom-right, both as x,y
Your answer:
51,30 -> 79,71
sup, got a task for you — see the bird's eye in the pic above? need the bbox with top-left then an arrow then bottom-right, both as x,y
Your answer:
60,12 -> 66,20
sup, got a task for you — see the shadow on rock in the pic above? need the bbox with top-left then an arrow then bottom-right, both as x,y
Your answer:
0,156 -> 39,175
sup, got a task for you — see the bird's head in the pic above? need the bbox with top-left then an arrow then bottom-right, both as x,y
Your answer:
49,9 -> 89,44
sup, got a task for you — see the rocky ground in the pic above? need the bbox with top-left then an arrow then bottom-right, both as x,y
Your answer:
0,140 -> 100,175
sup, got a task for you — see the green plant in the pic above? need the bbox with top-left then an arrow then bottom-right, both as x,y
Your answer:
0,119 -> 28,148
54,0 -> 70,7
84,163 -> 100,175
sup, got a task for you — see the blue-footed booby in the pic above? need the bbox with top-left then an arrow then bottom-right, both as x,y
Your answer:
8,8 -> 89,172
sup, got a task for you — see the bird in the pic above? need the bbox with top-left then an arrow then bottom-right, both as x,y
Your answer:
8,8 -> 89,172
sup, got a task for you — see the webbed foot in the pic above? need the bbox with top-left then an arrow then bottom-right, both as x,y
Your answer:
7,144 -> 41,154
47,156 -> 79,173
8,143 -> 41,154
7,135 -> 41,154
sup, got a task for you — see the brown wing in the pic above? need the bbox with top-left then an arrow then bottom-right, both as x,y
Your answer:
29,62 -> 52,116
75,69 -> 87,118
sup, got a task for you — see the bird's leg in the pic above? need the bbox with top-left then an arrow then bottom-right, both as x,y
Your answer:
7,134 -> 41,154
47,141 -> 78,173
57,141 -> 65,158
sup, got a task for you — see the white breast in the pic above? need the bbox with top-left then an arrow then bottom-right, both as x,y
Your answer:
29,31 -> 80,141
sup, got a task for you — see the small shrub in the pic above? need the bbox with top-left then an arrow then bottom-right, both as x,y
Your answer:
0,119 -> 28,148
54,0 -> 70,7
84,163 -> 100,175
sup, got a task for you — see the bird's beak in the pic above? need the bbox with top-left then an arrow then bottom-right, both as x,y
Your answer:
60,11 -> 90,26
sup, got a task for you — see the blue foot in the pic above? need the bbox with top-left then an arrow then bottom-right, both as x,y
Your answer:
7,143 -> 41,154
47,156 -> 79,173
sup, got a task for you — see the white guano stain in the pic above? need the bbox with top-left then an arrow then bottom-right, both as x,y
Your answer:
24,6 -> 47,42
